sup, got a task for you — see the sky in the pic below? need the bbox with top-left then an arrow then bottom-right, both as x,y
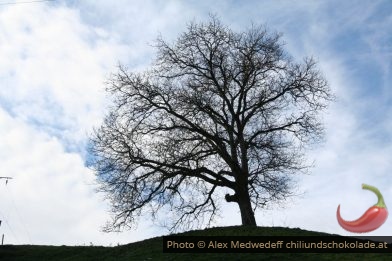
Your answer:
0,0 -> 391,246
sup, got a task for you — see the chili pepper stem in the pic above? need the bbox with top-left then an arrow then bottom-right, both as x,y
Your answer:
362,183 -> 387,209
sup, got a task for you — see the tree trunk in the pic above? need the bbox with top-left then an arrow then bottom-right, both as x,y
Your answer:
225,172 -> 257,226
237,189 -> 256,226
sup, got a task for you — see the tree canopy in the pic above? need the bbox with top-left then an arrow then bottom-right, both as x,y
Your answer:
89,17 -> 333,232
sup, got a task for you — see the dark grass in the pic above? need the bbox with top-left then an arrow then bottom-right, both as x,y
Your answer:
0,226 -> 391,260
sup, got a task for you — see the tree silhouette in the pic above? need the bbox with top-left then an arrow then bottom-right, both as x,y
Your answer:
89,17 -> 333,232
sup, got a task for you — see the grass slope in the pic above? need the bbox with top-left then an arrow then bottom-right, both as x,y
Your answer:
0,226 -> 390,260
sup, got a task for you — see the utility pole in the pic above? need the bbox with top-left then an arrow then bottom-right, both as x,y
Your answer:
0,176 -> 12,185
0,176 -> 12,245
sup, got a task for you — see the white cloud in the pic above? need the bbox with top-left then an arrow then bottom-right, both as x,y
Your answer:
0,3 -> 154,245
0,3 -> 129,152
0,104 -> 160,245
250,0 -> 392,236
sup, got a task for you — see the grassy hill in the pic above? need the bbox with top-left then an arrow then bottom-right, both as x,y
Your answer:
0,226 -> 390,260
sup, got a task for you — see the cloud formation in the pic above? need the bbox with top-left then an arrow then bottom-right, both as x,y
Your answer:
0,3 -> 148,245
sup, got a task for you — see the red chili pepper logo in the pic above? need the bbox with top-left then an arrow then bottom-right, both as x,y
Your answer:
337,184 -> 388,233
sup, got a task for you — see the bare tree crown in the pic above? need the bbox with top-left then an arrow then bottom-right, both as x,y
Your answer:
89,18 -> 332,232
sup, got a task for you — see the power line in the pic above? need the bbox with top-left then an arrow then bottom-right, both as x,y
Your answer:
0,0 -> 55,6
0,177 -> 29,245
0,177 -> 32,244
0,210 -> 19,245
0,177 -> 12,186
5,185 -> 33,244
0,177 -> 14,245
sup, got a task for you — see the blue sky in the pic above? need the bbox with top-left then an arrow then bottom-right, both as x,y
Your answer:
0,0 -> 391,246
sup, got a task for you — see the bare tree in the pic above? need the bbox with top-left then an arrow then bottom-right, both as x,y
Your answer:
89,17 -> 333,232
